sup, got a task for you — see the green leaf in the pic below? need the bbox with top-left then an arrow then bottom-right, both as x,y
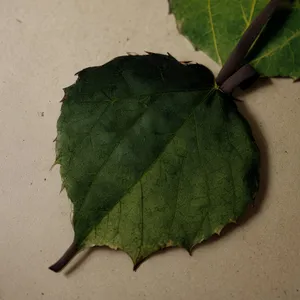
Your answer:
54,53 -> 259,270
169,0 -> 300,79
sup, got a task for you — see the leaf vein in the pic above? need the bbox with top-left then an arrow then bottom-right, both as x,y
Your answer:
81,88 -> 213,204
83,89 -> 215,243
240,4 -> 249,27
252,30 -> 300,65
248,0 -> 257,25
207,0 -> 222,65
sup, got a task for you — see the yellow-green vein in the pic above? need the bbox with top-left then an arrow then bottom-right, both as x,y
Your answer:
248,0 -> 257,25
207,0 -> 222,65
240,4 -> 249,26
241,0 -> 257,35
252,30 -> 300,65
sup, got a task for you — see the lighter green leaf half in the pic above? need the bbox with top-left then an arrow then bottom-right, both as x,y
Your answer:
169,0 -> 300,79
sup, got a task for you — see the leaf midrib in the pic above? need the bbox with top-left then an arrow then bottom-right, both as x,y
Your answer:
61,86 -> 213,177
78,87 -> 216,245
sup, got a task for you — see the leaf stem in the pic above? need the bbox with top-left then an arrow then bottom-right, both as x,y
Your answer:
216,0 -> 283,86
220,64 -> 258,94
49,241 -> 79,273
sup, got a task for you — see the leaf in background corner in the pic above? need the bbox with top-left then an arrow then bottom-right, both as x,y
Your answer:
169,0 -> 300,79
54,53 -> 259,270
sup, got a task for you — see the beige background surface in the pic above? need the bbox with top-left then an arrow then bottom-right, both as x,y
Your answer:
1,1 -> 300,299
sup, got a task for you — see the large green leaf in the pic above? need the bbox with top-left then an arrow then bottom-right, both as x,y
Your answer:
169,0 -> 300,79
55,53 -> 259,269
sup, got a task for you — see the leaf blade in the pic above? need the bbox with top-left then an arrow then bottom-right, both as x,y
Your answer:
54,54 -> 259,270
169,0 -> 300,79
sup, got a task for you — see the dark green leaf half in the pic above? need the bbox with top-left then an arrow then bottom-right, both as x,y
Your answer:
169,0 -> 300,79
54,53 -> 259,270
